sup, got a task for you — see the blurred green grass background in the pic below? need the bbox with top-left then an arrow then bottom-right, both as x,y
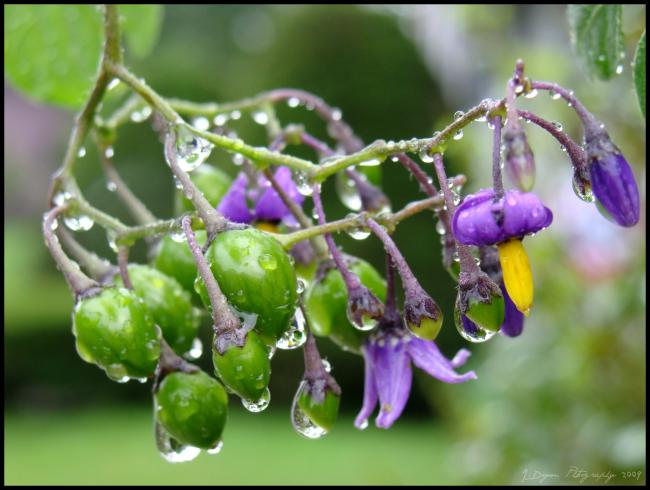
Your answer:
4,5 -> 646,485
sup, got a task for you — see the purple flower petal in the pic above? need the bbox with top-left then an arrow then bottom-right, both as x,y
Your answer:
590,153 -> 640,227
354,342 -> 379,429
452,188 -> 553,246
407,337 -> 477,384
499,283 -> 525,337
374,337 -> 412,429
217,173 -> 254,223
450,348 -> 472,368
255,167 -> 305,222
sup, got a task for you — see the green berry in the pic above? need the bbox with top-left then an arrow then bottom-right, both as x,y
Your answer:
212,330 -> 270,402
72,287 -> 160,381
115,265 -> 200,355
197,228 -> 298,344
155,370 -> 228,449
304,258 -> 386,353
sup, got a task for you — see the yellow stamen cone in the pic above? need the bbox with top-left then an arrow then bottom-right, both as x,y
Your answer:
255,222 -> 280,234
498,239 -> 533,316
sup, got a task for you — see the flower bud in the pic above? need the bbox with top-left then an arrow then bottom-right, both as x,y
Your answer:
504,125 -> 536,191
403,287 -> 443,341
155,370 -> 228,450
586,129 -> 640,227
346,284 -> 385,331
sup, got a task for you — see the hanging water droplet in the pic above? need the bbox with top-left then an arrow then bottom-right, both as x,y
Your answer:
572,175 -> 595,202
258,253 -> 278,271
230,110 -> 241,120
476,113 -> 488,122
305,102 -> 315,111
615,64 -> 624,75
207,440 -> 223,455
358,419 -> 369,430
64,214 -> 94,232
106,181 -> 117,192
53,191 -> 72,206
454,311 -> 496,343
191,116 -> 210,131
106,363 -> 130,382
435,220 -> 446,235
252,110 -> 269,125
524,88 -> 538,99
390,155 -> 399,163
346,306 -> 378,331
104,146 -> 114,158
551,121 -> 563,132
130,105 -> 152,123
170,231 -> 186,243
453,129 -> 464,141
291,381 -> 328,439
550,90 -> 562,100
453,110 -> 464,120
107,231 -> 118,253
331,108 -> 342,121
276,308 -> 307,350
419,147 -> 434,163
77,147 -> 86,158
267,344 -> 276,359
169,126 -> 213,172
232,153 -> 245,166
49,216 -> 59,231
287,97 -> 301,108
294,172 -> 313,197
241,387 -> 271,412
335,174 -> 362,211
487,120 -> 495,130
187,338 -> 203,359
560,145 -> 567,152
514,84 -> 525,94
214,114 -> 229,126
155,422 -> 201,463
344,214 -> 370,240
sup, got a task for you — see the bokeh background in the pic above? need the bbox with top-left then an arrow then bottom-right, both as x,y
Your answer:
4,5 -> 646,485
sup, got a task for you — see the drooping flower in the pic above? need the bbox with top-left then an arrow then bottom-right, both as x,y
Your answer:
355,314 -> 476,430
217,166 -> 304,226
452,189 -> 552,315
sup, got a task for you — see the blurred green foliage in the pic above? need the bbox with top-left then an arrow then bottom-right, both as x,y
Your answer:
4,4 -> 645,485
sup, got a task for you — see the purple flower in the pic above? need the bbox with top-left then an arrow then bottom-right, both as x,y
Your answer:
355,326 -> 476,429
217,166 -> 304,224
589,153 -> 640,227
499,283 -> 524,337
452,188 -> 553,246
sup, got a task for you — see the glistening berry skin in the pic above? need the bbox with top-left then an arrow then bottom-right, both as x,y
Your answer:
589,152 -> 640,227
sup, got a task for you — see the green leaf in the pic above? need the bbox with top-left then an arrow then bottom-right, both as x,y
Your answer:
633,31 -> 645,118
4,5 -> 103,109
567,4 -> 624,80
119,5 -> 164,58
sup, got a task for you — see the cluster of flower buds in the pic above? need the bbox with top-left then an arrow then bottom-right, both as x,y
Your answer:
43,56 -> 641,460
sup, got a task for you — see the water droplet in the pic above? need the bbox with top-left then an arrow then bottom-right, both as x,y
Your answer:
287,97 -> 301,108
170,231 -> 186,243
335,174 -> 362,211
346,306 -> 378,331
64,214 -> 94,232
291,381 -> 328,439
187,338 -> 203,359
53,191 -> 72,206
230,110 -> 241,120
106,363 -> 129,382
232,153 -> 245,166
107,78 -> 120,90
276,308 -> 307,350
390,155 -> 399,163
550,90 -> 562,100
358,419 -> 369,430
296,279 -> 306,295
435,220 -> 446,235
453,129 -> 464,141
294,172 -> 313,197
572,175 -> 595,202
487,120 -> 495,130
344,214 -> 370,240
551,121 -> 563,132
77,147 -> 86,158
359,158 -> 381,167
207,440 -> 223,455
106,181 -> 117,192
130,105 -> 152,123
191,116 -> 210,131
252,110 -> 269,125
267,344 -> 276,359
48,216 -> 59,231
419,147 -> 434,163
524,88 -> 538,99
169,126 -> 213,172
331,108 -> 342,121
455,311 -> 496,343
321,358 -> 331,373
104,146 -> 114,158
155,422 -> 201,463
258,253 -> 278,271
514,84 -> 525,94
213,114 -> 229,126
242,387 -> 271,412
107,231 -> 118,253
453,110 -> 464,120
615,64 -> 624,75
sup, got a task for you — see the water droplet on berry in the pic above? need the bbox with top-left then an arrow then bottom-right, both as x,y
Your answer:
258,253 -> 278,270
276,308 -> 306,350
155,422 -> 201,463
207,440 -> 223,455
242,387 -> 271,412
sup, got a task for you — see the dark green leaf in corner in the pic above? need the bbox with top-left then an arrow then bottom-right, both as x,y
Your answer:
633,31 -> 645,118
4,5 -> 103,109
567,4 -> 624,80
119,5 -> 164,59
